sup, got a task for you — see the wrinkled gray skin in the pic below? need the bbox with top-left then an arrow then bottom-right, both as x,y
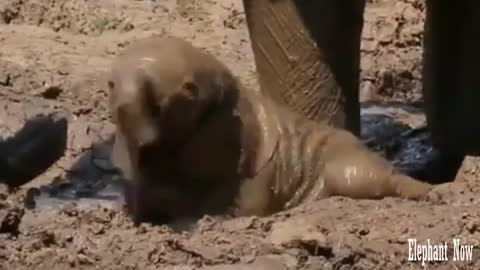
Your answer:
108,37 -> 432,224
242,0 -> 480,161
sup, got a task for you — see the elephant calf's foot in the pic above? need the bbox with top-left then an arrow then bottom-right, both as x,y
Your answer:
389,174 -> 433,200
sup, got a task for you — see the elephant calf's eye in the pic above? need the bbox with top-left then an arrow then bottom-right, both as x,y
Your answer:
107,80 -> 115,90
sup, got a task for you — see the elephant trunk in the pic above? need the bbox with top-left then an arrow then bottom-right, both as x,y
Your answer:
242,0 -> 365,136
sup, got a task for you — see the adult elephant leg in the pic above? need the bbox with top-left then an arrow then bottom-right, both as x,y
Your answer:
423,0 -> 480,158
242,0 -> 365,136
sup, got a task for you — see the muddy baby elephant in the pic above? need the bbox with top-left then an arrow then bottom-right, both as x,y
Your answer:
107,36 -> 432,224
242,0 -> 480,165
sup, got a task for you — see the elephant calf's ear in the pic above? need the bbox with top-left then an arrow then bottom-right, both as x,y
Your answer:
108,80 -> 115,91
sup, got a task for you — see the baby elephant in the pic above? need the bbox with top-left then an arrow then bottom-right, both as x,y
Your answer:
107,36 -> 432,224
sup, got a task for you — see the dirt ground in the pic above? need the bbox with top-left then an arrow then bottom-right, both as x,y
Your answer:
1,0 -> 480,269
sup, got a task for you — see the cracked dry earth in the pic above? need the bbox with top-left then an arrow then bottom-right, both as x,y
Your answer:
0,0 -> 479,269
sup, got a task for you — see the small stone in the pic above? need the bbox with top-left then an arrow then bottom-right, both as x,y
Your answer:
36,86 -> 63,99
0,207 -> 24,236
24,187 -> 41,209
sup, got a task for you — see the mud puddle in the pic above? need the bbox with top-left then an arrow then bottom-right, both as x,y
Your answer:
26,141 -> 126,211
27,103 -> 440,212
360,103 -> 439,175
29,180 -> 123,211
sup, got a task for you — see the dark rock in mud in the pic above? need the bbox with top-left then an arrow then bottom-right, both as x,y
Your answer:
0,113 -> 67,188
0,206 -> 24,236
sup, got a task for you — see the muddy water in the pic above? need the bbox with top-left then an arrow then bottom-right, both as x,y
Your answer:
29,103 -> 438,211
360,103 -> 437,174
28,145 -> 127,211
